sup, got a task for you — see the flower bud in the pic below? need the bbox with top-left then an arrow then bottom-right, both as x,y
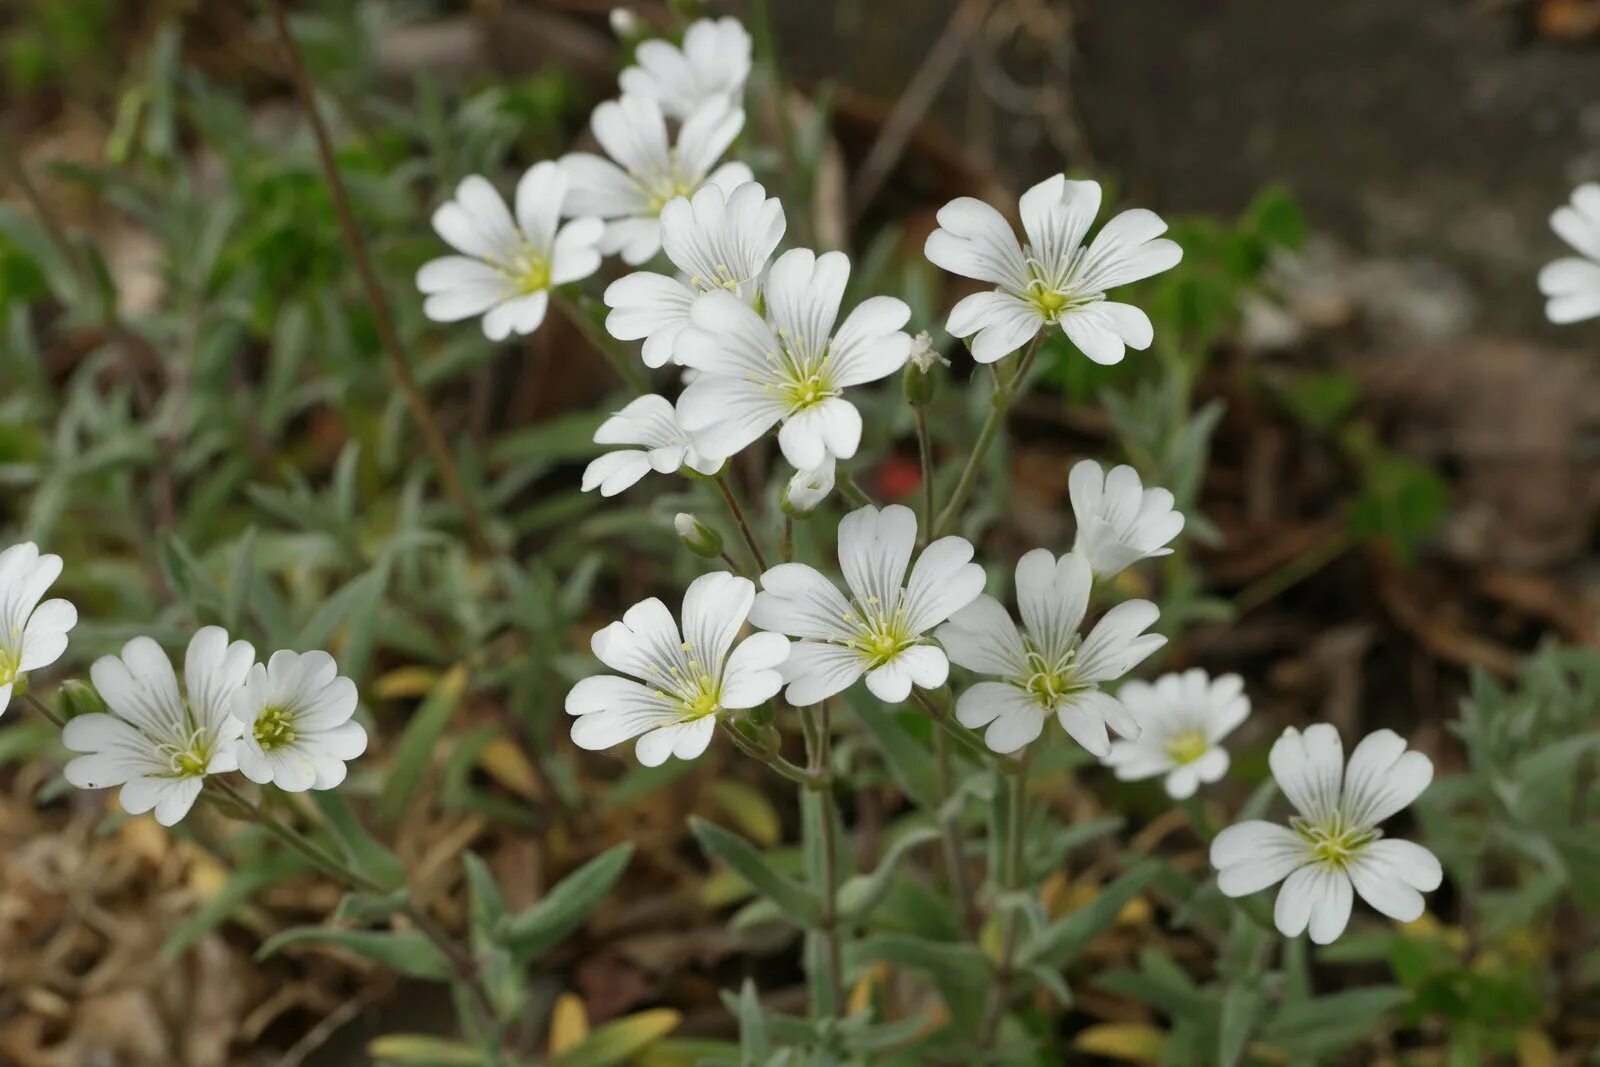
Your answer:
781,459 -> 835,517
58,678 -> 107,720
609,7 -> 644,40
903,330 -> 945,407
674,512 -> 725,559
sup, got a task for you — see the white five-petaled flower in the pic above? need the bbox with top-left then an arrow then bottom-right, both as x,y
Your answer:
582,394 -> 723,497
604,181 -> 785,367
1538,183 -> 1600,325
561,95 -> 752,266
418,164 -> 604,341
675,248 -> 914,468
751,505 -> 984,705
619,16 -> 753,122
0,542 -> 77,714
936,549 -> 1165,756
63,627 -> 253,826
925,175 -> 1182,364
1211,724 -> 1441,945
1068,459 -> 1185,579
231,650 -> 367,792
567,572 -> 788,766
1103,669 -> 1249,799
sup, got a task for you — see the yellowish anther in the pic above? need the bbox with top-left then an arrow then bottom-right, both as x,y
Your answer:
174,750 -> 208,776
1295,814 -> 1380,871
1164,728 -> 1210,766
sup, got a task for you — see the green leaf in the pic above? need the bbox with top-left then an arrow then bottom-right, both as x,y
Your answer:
256,928 -> 453,981
848,934 -> 991,991
310,789 -> 405,890
1022,861 -> 1160,968
368,1033 -> 485,1065
1218,982 -> 1264,1067
1261,986 -> 1411,1055
837,825 -> 940,922
499,842 -> 634,963
462,851 -> 505,950
547,1008 -> 681,1067
690,816 -> 821,927
852,697 -> 938,809
377,664 -> 467,827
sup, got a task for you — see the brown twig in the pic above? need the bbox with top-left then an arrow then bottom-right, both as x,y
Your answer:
264,0 -> 493,554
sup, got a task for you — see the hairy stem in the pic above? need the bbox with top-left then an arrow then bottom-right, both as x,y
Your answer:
806,701 -> 845,1016
932,724 -> 979,937
914,405 -> 936,539
979,746 -> 1032,1048
932,332 -> 1045,538
265,0 -> 492,553
714,472 -> 769,573
21,690 -> 64,729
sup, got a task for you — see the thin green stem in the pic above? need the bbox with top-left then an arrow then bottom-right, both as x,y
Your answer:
720,720 -> 828,789
932,725 -> 978,937
265,0 -> 493,555
806,701 -> 845,1017
913,405 -> 936,540
714,472 -> 769,572
911,688 -> 1018,773
979,745 -> 1032,1048
932,332 -> 1045,538
555,294 -> 650,394
840,472 -> 875,508
21,690 -> 64,729
780,514 -> 795,563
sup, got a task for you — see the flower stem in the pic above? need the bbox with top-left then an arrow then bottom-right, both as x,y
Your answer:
840,472 -> 875,508
805,701 -> 845,1017
979,745 -> 1032,1048
932,724 -> 979,937
911,688 -> 1019,773
720,720 -> 828,789
914,405 -> 936,540
21,690 -> 64,729
265,0 -> 492,555
932,332 -> 1046,539
780,514 -> 795,563
554,293 -> 650,394
210,778 -> 500,1037
714,472 -> 769,573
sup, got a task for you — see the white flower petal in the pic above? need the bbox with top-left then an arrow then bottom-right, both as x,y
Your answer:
781,640 -> 870,706
1340,729 -> 1433,829
1270,723 -> 1345,824
936,594 -> 1029,678
924,196 -> 1029,287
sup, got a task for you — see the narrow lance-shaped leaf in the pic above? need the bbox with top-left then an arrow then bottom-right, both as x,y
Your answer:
377,664 -> 467,827
256,928 -> 453,981
690,816 -> 822,928
1021,860 -> 1161,968
547,1009 -> 681,1067
499,842 -> 635,963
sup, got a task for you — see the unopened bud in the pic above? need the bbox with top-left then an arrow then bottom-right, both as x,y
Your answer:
609,7 -> 644,39
58,678 -> 107,720
674,512 -> 724,559
782,459 -> 835,517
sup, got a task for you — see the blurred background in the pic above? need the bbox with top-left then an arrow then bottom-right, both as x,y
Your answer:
4,1 -> 1600,1064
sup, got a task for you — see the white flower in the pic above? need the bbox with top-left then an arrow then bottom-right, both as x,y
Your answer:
561,95 -> 752,266
1069,460 -> 1184,579
783,457 -> 835,516
231,650 -> 367,792
604,181 -> 785,367
62,627 -> 253,826
1103,669 -> 1248,799
675,248 -> 913,468
418,164 -> 604,341
1211,724 -> 1441,945
619,16 -> 753,121
924,175 -> 1182,364
0,542 -> 77,714
1538,183 -> 1600,324
751,505 -> 984,705
582,394 -> 723,496
567,572 -> 788,766
936,550 -> 1164,756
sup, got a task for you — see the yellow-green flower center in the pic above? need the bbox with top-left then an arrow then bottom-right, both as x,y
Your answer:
1018,648 -> 1086,710
1164,728 -> 1210,766
156,726 -> 215,780
688,263 -> 745,294
637,154 -> 700,214
254,704 -> 298,751
1294,813 -> 1381,870
652,641 -> 723,721
0,646 -> 19,687
842,596 -> 916,668
764,328 -> 839,416
495,246 -> 551,296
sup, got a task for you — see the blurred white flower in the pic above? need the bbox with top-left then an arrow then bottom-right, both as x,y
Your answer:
231,650 -> 367,792
582,394 -> 723,497
1068,459 -> 1184,579
1539,183 -> 1600,324
751,505 -> 984,705
418,164 -> 604,341
1211,724 -> 1440,945
567,572 -> 788,765
783,457 -> 836,516
675,248 -> 913,468
604,181 -> 785,367
937,550 -> 1164,756
924,175 -> 1181,364
561,95 -> 752,265
1103,669 -> 1248,798
63,628 -> 253,826
619,16 -> 753,121
0,542 -> 77,715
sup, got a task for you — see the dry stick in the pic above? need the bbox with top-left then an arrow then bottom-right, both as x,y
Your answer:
979,745 -> 1033,1049
932,332 -> 1046,539
714,472 -> 769,572
264,0 -> 492,554
849,0 -> 996,224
